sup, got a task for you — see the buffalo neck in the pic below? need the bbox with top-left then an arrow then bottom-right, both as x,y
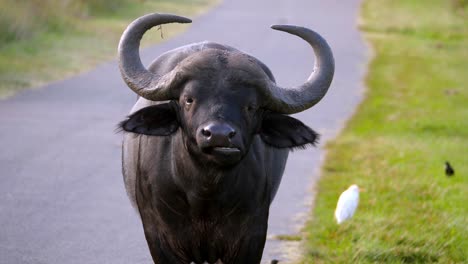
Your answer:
170,131 -> 268,216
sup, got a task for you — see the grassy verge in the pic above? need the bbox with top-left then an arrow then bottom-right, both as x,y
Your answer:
301,0 -> 467,263
0,0 -> 219,98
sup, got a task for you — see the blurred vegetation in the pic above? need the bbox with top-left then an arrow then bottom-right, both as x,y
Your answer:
451,0 -> 468,11
0,0 -> 138,45
0,0 -> 218,98
300,0 -> 467,263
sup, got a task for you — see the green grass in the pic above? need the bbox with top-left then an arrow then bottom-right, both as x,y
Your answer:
275,234 -> 303,242
0,0 -> 219,98
301,0 -> 467,263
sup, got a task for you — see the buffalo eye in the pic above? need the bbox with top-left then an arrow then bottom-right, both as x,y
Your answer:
185,97 -> 194,105
183,97 -> 194,110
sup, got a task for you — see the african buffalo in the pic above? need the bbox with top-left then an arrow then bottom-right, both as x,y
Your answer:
118,13 -> 334,264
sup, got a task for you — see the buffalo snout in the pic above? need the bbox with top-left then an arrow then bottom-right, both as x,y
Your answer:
196,122 -> 243,164
200,122 -> 236,145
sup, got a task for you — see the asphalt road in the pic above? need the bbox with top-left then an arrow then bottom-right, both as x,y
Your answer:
0,0 -> 366,263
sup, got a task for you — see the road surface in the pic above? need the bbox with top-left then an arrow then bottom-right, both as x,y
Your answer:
0,0 -> 367,263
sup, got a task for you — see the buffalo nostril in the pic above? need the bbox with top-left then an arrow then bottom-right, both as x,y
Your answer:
228,131 -> 236,139
201,128 -> 211,138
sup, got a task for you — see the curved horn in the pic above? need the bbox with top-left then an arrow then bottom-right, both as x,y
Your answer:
118,13 -> 192,100
266,25 -> 335,114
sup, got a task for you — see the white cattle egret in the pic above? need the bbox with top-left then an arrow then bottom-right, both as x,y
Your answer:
334,184 -> 360,224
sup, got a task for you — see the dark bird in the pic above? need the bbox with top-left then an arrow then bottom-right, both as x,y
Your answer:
445,161 -> 455,177
271,260 -> 279,264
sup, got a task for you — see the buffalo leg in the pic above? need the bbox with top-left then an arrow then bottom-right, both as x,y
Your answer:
227,230 -> 267,264
142,228 -> 185,264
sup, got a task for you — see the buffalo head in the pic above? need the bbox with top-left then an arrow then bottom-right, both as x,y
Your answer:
118,13 -> 334,167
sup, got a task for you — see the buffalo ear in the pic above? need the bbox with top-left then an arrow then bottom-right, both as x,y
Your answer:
118,103 -> 179,136
259,112 -> 319,149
